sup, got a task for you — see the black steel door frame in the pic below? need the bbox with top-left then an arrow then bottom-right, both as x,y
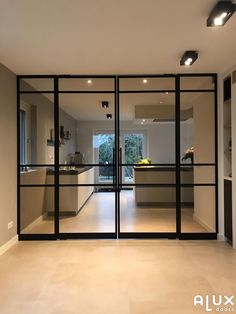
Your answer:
17,73 -> 218,241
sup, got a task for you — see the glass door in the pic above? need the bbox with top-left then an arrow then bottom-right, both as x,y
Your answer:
118,76 -> 177,237
57,76 -> 117,238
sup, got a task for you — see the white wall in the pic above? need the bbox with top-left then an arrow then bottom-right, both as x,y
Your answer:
0,63 -> 17,247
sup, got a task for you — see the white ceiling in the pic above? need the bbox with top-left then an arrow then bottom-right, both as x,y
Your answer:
1,0 -> 236,75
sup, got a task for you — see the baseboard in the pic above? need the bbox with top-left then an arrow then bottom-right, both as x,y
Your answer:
217,234 -> 226,241
193,214 -> 215,233
0,235 -> 18,257
21,213 -> 47,234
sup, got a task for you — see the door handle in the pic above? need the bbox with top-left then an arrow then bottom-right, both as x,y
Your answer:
119,148 -> 122,188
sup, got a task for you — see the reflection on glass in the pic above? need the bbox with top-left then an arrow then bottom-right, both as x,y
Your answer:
59,187 -> 115,233
59,78 -> 114,91
181,186 -> 215,233
20,187 -> 54,234
20,78 -> 54,91
20,93 -> 54,165
119,77 -> 175,91
180,76 -> 215,90
180,92 -> 215,164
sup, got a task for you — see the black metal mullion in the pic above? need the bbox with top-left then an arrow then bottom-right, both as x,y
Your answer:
214,74 -> 219,234
116,76 -> 121,237
17,76 -> 21,236
176,75 -> 181,237
54,77 -> 59,237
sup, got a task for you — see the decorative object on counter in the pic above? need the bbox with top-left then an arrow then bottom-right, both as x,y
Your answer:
137,157 -> 151,165
47,128 -> 55,146
60,125 -> 71,144
74,152 -> 85,165
182,146 -> 194,163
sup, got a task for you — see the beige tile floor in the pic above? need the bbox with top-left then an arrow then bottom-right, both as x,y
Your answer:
22,191 -> 207,234
0,240 -> 235,314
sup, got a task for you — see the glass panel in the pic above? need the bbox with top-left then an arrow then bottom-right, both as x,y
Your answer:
59,186 -> 115,233
20,93 -> 54,165
20,166 -> 54,185
20,78 -> 54,91
180,166 -> 215,185
120,187 -> 176,232
119,77 -> 175,91
120,92 -> 176,167
58,78 -> 116,234
180,76 -> 215,90
20,187 -> 54,234
59,78 -> 114,91
181,186 -> 216,233
58,93 -> 115,165
180,92 -> 215,164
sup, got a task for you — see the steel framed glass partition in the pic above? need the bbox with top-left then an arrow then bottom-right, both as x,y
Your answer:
17,73 -> 218,240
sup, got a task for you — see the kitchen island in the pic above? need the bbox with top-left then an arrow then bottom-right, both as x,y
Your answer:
134,166 -> 193,206
46,166 -> 94,215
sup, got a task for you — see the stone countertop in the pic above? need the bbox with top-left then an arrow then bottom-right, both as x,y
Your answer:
47,166 -> 93,175
134,166 -> 193,172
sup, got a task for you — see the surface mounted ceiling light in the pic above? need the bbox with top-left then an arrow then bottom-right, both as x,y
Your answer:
142,79 -> 148,84
102,101 -> 109,108
180,51 -> 198,66
106,114 -> 112,119
87,79 -> 92,84
207,1 -> 236,27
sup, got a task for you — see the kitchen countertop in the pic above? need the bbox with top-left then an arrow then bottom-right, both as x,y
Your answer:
47,166 -> 93,175
134,166 -> 193,172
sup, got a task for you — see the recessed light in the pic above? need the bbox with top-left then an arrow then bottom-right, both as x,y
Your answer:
87,79 -> 92,84
141,121 -> 144,125
180,51 -> 198,66
207,1 -> 235,27
102,101 -> 109,108
165,92 -> 169,95
106,114 -> 112,119
142,119 -> 146,122
142,79 -> 148,84
160,101 -> 163,104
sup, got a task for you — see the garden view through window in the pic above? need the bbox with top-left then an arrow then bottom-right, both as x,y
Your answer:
95,132 -> 146,183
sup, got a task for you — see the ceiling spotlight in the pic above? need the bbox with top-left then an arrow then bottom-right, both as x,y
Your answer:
142,119 -> 146,122
165,91 -> 169,95
141,121 -> 144,125
106,114 -> 112,119
102,101 -> 109,108
87,79 -> 92,84
180,51 -> 198,66
142,79 -> 148,84
207,1 -> 235,27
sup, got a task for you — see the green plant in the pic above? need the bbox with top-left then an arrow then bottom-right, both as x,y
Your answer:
138,158 -> 151,165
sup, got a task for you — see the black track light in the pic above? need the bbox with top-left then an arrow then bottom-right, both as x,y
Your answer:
180,51 -> 198,66
207,1 -> 236,27
106,114 -> 112,119
102,101 -> 109,108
